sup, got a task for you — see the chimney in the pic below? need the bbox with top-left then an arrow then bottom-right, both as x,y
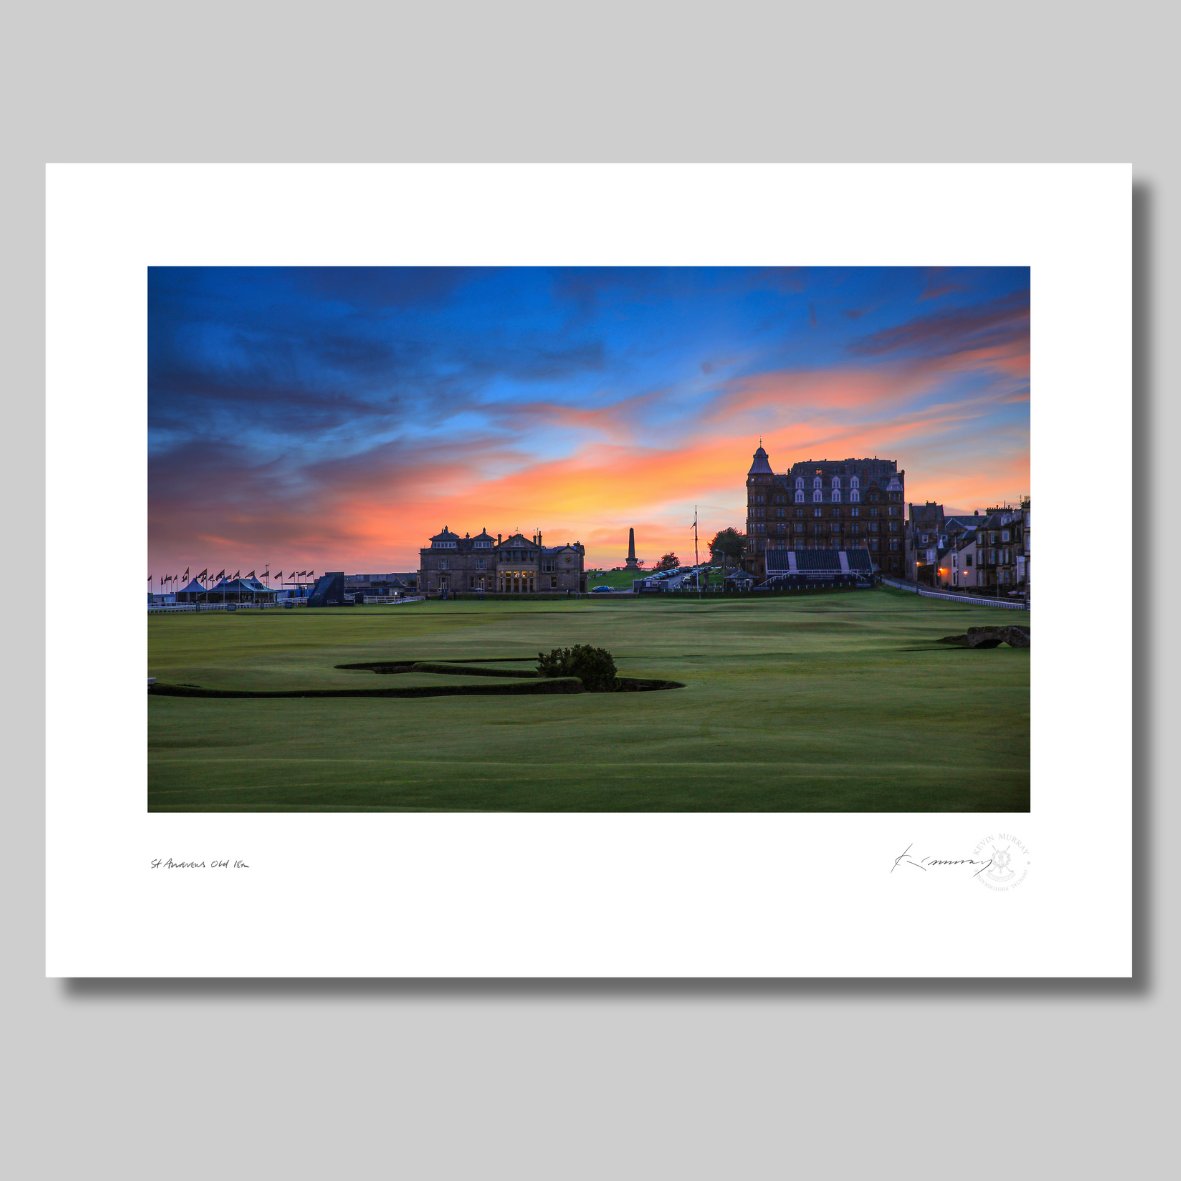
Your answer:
497,533 -> 502,545
537,530 -> 542,547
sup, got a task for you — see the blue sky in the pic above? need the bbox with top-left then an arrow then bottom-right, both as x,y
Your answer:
149,266 -> 1030,574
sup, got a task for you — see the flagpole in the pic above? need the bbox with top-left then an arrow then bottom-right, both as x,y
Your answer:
693,506 -> 701,599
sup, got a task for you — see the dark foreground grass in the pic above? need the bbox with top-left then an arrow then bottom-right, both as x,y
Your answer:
148,588 -> 1029,812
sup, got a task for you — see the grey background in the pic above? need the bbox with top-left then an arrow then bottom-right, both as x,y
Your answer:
8,2 -> 1173,1177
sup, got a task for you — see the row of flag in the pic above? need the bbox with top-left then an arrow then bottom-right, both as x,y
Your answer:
148,568 -> 317,585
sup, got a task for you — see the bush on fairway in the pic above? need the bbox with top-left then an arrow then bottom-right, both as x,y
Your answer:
537,644 -> 617,690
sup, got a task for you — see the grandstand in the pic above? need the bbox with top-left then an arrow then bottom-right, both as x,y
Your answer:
307,571 -> 347,607
763,548 -> 875,583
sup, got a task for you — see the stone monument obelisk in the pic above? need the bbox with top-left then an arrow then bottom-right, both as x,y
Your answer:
624,527 -> 640,570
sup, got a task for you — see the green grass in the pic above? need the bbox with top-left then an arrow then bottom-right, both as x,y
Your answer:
148,588 -> 1029,812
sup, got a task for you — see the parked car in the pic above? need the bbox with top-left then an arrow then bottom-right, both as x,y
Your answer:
591,585 -> 614,593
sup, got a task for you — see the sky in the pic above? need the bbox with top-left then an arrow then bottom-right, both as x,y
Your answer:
148,266 -> 1029,579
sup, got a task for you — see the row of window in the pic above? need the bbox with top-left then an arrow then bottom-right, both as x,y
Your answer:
750,505 -> 897,519
427,557 -> 577,571
748,521 -> 900,534
750,489 -> 901,505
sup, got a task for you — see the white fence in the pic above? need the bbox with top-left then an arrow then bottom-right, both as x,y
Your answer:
148,597 -> 423,614
147,602 -> 286,613
880,576 -> 1029,610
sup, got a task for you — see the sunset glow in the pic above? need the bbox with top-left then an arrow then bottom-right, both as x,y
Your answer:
149,266 -> 1030,577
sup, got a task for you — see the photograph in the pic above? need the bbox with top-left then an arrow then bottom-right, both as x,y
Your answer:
147,264 -> 1031,813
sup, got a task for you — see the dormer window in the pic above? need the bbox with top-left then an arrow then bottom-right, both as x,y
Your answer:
850,476 -> 860,490
832,476 -> 841,488
795,477 -> 804,490
813,477 -> 822,490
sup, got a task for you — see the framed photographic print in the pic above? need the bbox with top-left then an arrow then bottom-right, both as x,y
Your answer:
45,164 -> 1131,976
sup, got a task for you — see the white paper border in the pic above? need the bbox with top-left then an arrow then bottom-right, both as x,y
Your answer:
46,164 -> 1130,976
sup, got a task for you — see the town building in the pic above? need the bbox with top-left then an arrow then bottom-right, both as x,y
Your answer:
744,445 -> 906,578
972,504 -> 1027,596
908,499 -> 1028,598
418,527 -> 587,595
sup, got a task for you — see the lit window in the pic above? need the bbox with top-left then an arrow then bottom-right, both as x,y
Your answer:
795,491 -> 804,504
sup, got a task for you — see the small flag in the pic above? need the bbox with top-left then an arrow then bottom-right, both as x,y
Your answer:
182,567 -> 189,582
275,571 -> 283,579
198,568 -> 208,580
232,571 -> 240,580
246,570 -> 256,579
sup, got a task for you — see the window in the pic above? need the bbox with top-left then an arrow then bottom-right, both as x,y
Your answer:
813,490 -> 823,503
550,577 -> 558,589
869,507 -> 878,518
889,506 -> 899,517
813,507 -> 822,518
850,506 -> 859,518
850,490 -> 860,503
832,490 -> 841,503
439,559 -> 448,570
814,477 -> 822,490
795,491 -> 804,504
850,476 -> 860,489
476,558 -> 487,570
795,477 -> 804,490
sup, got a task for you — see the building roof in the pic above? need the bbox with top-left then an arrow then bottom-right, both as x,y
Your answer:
748,445 -> 774,476
210,577 -> 274,593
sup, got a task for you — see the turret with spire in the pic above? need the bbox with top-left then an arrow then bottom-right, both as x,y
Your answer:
747,440 -> 774,565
